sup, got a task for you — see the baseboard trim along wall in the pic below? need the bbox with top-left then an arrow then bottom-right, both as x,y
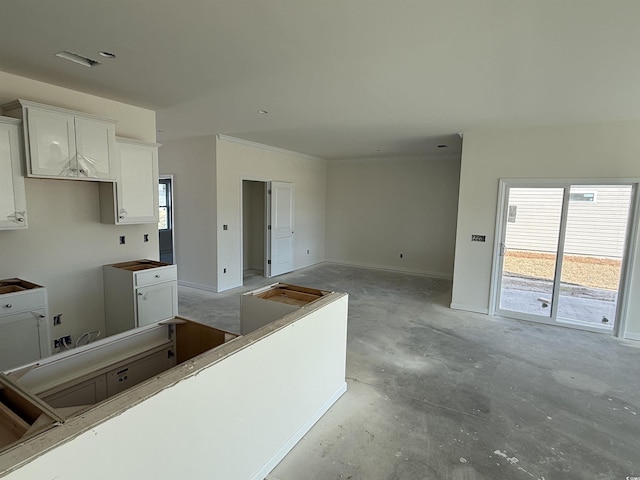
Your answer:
450,303 -> 490,315
624,332 -> 640,342
325,260 -> 453,280
177,280 -> 218,292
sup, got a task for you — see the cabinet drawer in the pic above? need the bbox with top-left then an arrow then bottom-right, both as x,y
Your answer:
134,266 -> 177,287
0,290 -> 46,317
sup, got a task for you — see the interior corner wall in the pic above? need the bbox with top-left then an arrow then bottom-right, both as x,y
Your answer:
0,70 -> 157,348
451,122 -> 640,338
215,137 -> 327,292
325,155 -> 461,278
158,136 -> 217,291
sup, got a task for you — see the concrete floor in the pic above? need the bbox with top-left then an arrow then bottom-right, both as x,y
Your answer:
177,263 -> 640,480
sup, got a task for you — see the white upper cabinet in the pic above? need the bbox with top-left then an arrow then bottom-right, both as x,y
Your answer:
99,138 -> 159,224
0,117 -> 27,229
2,100 -> 116,181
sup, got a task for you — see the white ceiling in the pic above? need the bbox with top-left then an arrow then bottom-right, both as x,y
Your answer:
1,0 -> 640,159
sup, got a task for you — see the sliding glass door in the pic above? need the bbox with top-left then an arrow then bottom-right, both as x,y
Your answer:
494,181 -> 636,333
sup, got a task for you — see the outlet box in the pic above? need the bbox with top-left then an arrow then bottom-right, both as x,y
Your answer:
53,335 -> 72,349
119,235 -> 126,245
144,234 -> 149,242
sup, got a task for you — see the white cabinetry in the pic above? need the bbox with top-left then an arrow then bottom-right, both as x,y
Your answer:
1,100 -> 116,181
103,260 -> 178,336
99,138 -> 159,224
0,279 -> 50,371
0,117 -> 27,229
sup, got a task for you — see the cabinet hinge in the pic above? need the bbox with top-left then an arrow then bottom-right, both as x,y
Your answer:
168,349 -> 175,358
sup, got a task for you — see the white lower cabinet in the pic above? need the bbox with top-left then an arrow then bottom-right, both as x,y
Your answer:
43,374 -> 107,409
103,260 -> 178,336
0,117 -> 27,229
0,279 -> 49,371
136,282 -> 178,328
41,345 -> 173,409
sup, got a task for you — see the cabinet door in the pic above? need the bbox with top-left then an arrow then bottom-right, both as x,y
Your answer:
0,310 -> 45,371
117,142 -> 159,223
74,117 -> 116,180
106,348 -> 173,397
0,120 -> 27,229
25,107 -> 77,177
43,375 -> 107,409
136,282 -> 178,327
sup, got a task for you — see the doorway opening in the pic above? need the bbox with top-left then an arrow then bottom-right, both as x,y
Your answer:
491,181 -> 637,335
159,176 -> 175,264
242,180 -> 267,283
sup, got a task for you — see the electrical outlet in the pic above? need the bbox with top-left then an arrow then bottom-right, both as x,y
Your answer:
223,268 -> 227,273
400,253 -> 404,258
53,335 -> 72,349
307,249 -> 310,254
53,313 -> 62,325
119,235 -> 126,245
144,233 -> 149,242
471,234 -> 486,242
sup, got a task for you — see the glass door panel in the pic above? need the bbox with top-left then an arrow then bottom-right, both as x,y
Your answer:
498,188 -> 564,317
557,185 -> 633,330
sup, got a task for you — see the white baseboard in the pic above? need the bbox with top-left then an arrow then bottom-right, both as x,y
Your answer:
251,382 -> 348,480
324,260 -> 453,280
177,280 -> 218,292
623,332 -> 640,341
450,302 -> 490,315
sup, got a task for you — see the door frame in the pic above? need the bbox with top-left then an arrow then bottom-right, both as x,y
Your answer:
489,178 -> 640,338
159,175 -> 175,264
240,177 -> 270,282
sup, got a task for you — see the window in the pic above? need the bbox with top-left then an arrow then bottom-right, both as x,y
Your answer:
569,192 -> 596,203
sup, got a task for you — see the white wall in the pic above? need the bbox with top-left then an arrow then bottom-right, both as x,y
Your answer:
0,70 -> 157,351
2,295 -> 348,480
216,136 -> 327,291
158,136 -> 217,290
326,155 -> 461,278
452,122 -> 640,338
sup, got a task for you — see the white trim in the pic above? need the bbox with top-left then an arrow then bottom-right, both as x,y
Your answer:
217,134 -> 325,162
489,180 -> 509,315
329,154 -> 461,165
249,382 -> 347,480
623,332 -> 640,342
450,303 -> 490,315
614,183 -> 640,338
159,174 -> 175,264
177,280 -> 218,292
239,177 -> 270,282
325,260 -> 452,280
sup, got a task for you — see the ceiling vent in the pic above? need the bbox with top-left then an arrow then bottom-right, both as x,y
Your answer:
55,50 -> 101,67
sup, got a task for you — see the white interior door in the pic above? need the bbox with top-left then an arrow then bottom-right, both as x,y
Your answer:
268,181 -> 294,277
